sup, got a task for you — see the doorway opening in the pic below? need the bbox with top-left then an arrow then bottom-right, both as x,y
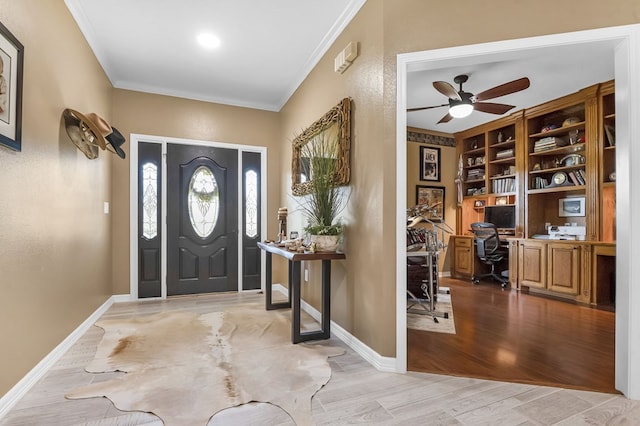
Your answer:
396,25 -> 640,398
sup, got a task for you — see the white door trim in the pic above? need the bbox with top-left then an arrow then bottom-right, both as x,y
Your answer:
128,133 -> 268,300
396,24 -> 640,399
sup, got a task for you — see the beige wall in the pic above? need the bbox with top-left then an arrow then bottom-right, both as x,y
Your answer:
406,142 -> 456,272
110,89 -> 282,295
0,0 -> 113,395
280,0 -> 386,350
2,0 -> 640,398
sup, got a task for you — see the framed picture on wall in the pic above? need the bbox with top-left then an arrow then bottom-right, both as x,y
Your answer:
419,146 -> 441,181
558,196 -> 586,217
415,185 -> 445,220
0,20 -> 24,152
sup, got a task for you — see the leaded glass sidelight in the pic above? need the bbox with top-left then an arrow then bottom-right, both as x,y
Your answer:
188,166 -> 220,238
142,162 -> 158,239
245,170 -> 258,238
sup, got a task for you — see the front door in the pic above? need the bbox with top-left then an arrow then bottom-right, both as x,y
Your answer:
166,143 -> 238,295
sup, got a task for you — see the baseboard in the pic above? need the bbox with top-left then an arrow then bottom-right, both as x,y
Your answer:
272,284 -> 397,373
0,294 -> 127,420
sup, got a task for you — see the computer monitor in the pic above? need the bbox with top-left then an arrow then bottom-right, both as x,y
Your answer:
484,205 -> 516,233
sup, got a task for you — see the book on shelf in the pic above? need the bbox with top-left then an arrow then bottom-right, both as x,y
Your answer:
533,136 -> 563,152
575,169 -> 586,185
568,171 -> 580,186
495,148 -> 514,158
533,176 -> 549,189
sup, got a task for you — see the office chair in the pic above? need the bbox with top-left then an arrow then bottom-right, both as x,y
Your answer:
470,222 -> 509,289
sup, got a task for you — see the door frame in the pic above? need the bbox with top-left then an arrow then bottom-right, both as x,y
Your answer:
128,134 -> 267,299
396,24 -> 640,398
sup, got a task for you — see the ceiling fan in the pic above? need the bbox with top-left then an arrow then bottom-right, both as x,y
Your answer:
408,74 -> 531,124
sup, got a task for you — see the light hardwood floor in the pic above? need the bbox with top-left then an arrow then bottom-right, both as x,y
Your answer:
2,291 -> 640,425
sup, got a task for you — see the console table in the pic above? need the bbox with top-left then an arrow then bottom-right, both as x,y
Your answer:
257,242 -> 345,343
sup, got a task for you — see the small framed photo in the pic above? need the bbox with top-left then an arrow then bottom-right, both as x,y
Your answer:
495,196 -> 508,205
419,146 -> 441,182
0,21 -> 24,152
416,185 -> 445,220
559,197 -> 585,217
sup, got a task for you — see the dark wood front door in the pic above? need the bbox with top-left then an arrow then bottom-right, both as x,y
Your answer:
166,143 -> 238,295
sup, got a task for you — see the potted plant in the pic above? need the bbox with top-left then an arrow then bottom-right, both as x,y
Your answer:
297,131 -> 347,252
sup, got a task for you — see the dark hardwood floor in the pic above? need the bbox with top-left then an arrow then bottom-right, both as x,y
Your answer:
408,277 -> 617,394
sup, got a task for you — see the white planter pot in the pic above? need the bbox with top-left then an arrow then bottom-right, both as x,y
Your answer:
310,234 -> 340,252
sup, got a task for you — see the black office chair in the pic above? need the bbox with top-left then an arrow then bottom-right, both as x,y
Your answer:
470,222 -> 509,289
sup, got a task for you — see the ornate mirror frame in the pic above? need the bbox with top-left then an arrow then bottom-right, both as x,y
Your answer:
291,97 -> 351,196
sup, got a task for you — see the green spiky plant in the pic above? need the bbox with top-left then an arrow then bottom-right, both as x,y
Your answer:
299,131 -> 345,236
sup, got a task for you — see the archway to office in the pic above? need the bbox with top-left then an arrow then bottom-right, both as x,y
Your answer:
395,25 -> 640,399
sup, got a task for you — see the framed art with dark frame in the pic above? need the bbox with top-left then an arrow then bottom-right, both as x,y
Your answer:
419,146 -> 441,181
0,20 -> 24,152
415,185 -> 445,220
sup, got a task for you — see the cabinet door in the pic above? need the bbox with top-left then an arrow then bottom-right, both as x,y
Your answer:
508,239 -> 519,289
518,241 -> 547,289
547,243 -> 581,295
454,245 -> 473,277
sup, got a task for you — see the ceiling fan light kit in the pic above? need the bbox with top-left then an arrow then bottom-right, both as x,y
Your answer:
449,100 -> 473,118
408,74 -> 531,124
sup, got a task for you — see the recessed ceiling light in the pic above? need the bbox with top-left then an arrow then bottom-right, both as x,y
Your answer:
197,33 -> 221,49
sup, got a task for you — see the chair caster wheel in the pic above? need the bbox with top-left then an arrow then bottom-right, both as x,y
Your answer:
472,277 -> 479,285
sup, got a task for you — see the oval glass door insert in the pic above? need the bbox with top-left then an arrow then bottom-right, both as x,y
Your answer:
188,166 -> 220,238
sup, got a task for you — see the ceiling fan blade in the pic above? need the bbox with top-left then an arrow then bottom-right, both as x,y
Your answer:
433,81 -> 461,100
473,102 -> 516,115
475,77 -> 530,101
407,103 -> 448,112
437,112 -> 454,124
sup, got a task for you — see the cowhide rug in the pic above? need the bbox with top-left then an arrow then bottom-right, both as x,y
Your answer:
66,305 -> 344,425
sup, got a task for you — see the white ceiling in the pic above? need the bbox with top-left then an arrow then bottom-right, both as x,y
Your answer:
407,41 -> 616,134
64,0 -> 366,111
64,1 -> 616,129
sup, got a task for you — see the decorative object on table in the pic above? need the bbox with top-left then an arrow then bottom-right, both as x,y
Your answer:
415,185 -> 445,220
66,306 -> 345,426
294,120 -> 348,252
276,207 -> 287,243
419,145 -> 441,181
0,20 -> 24,152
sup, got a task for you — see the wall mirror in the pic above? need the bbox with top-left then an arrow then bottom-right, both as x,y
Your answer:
291,97 -> 351,196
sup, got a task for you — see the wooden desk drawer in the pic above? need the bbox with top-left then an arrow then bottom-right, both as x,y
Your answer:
455,237 -> 472,248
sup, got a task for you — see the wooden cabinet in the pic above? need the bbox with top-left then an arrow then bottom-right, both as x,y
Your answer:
599,80 -> 616,243
507,239 -> 519,289
510,239 -> 614,305
455,113 -> 524,236
450,236 -> 474,278
518,240 -> 547,289
547,242 -> 581,295
524,85 -> 598,239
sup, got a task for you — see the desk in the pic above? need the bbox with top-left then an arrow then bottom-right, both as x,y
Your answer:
257,242 -> 345,343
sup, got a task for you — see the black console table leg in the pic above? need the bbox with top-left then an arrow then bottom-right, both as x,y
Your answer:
320,259 -> 331,339
265,251 -> 291,310
291,260 -> 302,343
